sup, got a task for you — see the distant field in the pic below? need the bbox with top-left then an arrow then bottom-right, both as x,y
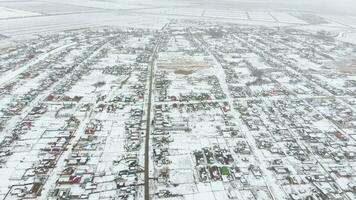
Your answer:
0,1 -> 101,15
0,0 -> 355,38
0,6 -> 40,19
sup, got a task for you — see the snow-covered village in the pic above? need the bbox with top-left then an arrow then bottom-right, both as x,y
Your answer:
1,0 -> 356,200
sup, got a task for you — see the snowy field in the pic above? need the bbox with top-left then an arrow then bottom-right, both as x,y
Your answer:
0,1 -> 100,15
0,0 -> 355,38
0,6 -> 40,19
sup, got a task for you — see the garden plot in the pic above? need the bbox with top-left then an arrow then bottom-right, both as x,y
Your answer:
64,70 -> 118,98
166,36 -> 196,52
282,82 -> 328,97
239,189 -> 273,200
313,73 -> 356,92
165,104 -> 228,144
246,56 -> 272,70
165,73 -> 216,98
282,184 -> 325,200
95,107 -> 137,173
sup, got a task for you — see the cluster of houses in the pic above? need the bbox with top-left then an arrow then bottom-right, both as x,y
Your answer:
0,28 -> 160,200
49,105 -> 145,199
2,19 -> 356,200
152,105 -> 174,168
8,116 -> 79,199
194,146 -> 235,182
0,33 -> 67,74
